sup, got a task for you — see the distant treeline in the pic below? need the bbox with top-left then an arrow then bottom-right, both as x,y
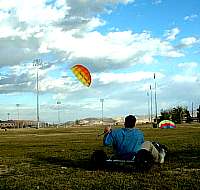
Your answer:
159,105 -> 200,124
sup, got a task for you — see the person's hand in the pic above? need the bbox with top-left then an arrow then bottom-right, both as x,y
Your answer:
104,126 -> 112,134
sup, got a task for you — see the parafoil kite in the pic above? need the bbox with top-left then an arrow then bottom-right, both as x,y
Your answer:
71,64 -> 91,87
159,120 -> 176,129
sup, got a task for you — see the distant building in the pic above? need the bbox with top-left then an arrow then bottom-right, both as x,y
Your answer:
114,116 -> 124,126
73,117 -> 117,126
0,120 -> 16,129
63,115 -> 151,127
0,120 -> 48,129
135,115 -> 150,124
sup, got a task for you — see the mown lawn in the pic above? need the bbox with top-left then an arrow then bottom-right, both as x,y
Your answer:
0,123 -> 199,190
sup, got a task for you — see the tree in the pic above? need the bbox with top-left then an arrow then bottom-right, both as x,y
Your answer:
75,120 -> 79,125
160,106 -> 191,124
160,109 -> 171,121
197,105 -> 200,123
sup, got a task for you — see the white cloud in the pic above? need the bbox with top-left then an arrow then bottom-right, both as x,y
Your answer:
180,37 -> 199,46
10,61 -> 57,79
178,62 -> 198,69
39,76 -> 83,93
0,0 -> 70,41
173,75 -> 198,83
0,62 -> 66,94
94,71 -> 164,84
164,27 -> 180,41
184,14 -> 198,22
1,0 -> 70,25
86,17 -> 106,31
60,0 -> 135,19
0,25 -> 16,38
173,62 -> 200,84
0,0 -> 183,71
140,54 -> 154,64
52,93 -> 67,101
152,0 -> 162,5
39,77 -> 66,92
41,29 -> 183,70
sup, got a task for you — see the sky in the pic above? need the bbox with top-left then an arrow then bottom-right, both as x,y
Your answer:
0,0 -> 200,123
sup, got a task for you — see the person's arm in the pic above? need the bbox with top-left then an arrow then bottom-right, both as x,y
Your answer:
141,131 -> 145,144
103,132 -> 113,146
103,126 -> 113,146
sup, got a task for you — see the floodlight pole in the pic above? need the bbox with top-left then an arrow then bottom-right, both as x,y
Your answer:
192,102 -> 193,117
7,113 -> 10,120
147,92 -> 150,122
150,85 -> 153,124
57,101 -> 61,125
16,104 -> 20,128
154,73 -> 158,125
33,58 -> 43,129
100,99 -> 104,126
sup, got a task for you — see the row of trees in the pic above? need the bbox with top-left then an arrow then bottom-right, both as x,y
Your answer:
159,106 -> 192,124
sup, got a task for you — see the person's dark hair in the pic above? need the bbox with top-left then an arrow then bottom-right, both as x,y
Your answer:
124,115 -> 136,128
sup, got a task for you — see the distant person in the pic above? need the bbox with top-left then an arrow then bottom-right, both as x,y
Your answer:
103,115 -> 166,163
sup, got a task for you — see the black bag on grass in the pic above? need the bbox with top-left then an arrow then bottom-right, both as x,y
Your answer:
134,149 -> 154,172
91,150 -> 108,168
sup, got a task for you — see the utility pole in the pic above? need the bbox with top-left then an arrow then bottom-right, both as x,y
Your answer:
100,99 -> 104,126
197,105 -> 200,123
33,58 -> 43,129
191,102 -> 194,117
7,113 -> 10,120
147,92 -> 150,122
57,101 -> 61,125
16,104 -> 20,128
150,85 -> 153,124
154,73 -> 158,125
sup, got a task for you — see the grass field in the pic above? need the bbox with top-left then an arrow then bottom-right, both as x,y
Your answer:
0,123 -> 200,190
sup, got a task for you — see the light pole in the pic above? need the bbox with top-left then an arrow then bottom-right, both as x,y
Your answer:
191,102 -> 194,117
7,113 -> 10,120
147,92 -> 150,122
16,104 -> 20,120
33,58 -> 43,129
100,99 -> 104,126
16,104 -> 20,128
154,73 -> 158,125
57,101 -> 61,125
150,85 -> 153,124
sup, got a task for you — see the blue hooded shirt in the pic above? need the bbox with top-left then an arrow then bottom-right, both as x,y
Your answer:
103,128 -> 144,157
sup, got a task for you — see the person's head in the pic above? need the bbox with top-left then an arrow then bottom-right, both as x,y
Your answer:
124,115 -> 136,128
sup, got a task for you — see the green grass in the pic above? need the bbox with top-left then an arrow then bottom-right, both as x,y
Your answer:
0,124 -> 200,190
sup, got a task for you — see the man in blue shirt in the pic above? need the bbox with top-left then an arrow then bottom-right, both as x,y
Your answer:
103,115 -> 165,163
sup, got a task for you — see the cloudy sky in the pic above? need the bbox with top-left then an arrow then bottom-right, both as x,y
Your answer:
0,0 -> 200,123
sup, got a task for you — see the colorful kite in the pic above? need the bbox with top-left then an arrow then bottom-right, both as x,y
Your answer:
71,64 -> 91,87
159,120 -> 176,129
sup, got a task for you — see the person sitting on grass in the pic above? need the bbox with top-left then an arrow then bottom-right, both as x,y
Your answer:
103,115 -> 166,164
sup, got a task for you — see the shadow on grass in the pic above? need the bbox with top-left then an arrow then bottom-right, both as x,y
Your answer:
30,153 -> 159,173
29,147 -> 200,175
163,148 -> 200,171
167,148 -> 200,162
31,153 -> 91,169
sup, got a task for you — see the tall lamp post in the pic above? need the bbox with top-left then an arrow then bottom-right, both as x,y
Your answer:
147,92 -> 150,122
150,85 -> 153,124
16,104 -> 20,128
191,102 -> 194,117
57,101 -> 61,125
33,58 -> 43,129
100,99 -> 104,126
154,73 -> 158,125
7,113 -> 10,120
16,104 -> 20,120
